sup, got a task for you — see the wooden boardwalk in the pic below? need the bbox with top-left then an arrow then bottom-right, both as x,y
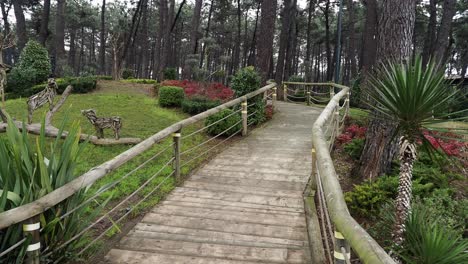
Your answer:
103,102 -> 321,263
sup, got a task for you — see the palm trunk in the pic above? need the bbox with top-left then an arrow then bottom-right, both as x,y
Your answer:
392,137 -> 417,247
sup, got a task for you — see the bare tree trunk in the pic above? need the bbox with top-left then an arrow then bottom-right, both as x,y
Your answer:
305,0 -> 315,82
284,7 -> 297,81
422,0 -> 437,66
199,0 -> 213,69
13,0 -> 28,52
324,0 -> 332,80
434,0 -> 456,65
346,0 -> 357,80
247,2 -> 261,67
69,28 -> 77,73
359,0 -> 417,180
1,2 -> 13,65
54,0 -> 66,76
231,0 -> 241,75
256,0 -> 278,83
182,0 -> 202,79
39,0 -> 51,45
99,0 -> 106,75
275,0 -> 294,96
359,0 -> 377,73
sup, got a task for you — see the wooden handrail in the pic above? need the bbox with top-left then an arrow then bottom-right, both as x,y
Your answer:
0,83 -> 277,229
311,84 -> 395,264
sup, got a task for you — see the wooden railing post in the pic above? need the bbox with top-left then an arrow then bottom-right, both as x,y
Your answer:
272,87 -> 277,108
307,87 -> 311,106
334,230 -> 351,264
283,84 -> 288,101
241,100 -> 248,136
172,129 -> 181,181
23,216 -> 41,264
330,86 -> 335,99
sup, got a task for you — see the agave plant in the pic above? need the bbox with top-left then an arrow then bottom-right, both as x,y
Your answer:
0,116 -> 93,262
366,56 -> 466,247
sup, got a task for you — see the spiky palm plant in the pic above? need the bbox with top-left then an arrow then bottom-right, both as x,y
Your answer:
366,56 -> 466,247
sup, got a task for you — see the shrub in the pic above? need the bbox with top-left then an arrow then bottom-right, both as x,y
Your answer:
122,68 -> 134,79
160,80 -> 234,101
344,138 -> 364,160
345,175 -> 433,217
159,86 -> 185,107
163,68 -> 177,80
6,40 -> 51,95
26,77 -> 98,96
94,75 -> 113,80
231,67 -> 265,125
182,96 -> 221,115
122,78 -> 157,84
265,104 -> 274,120
205,109 -> 242,136
337,124 -> 367,145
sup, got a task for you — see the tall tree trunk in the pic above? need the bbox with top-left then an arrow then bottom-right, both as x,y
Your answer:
359,0 -> 377,73
359,0 -> 417,180
256,0 -> 277,83
99,0 -> 106,75
39,0 -> 51,45
284,7 -> 297,82
1,2 -> 13,65
199,0 -> 213,69
54,0 -> 66,76
434,0 -> 456,65
183,0 -> 202,79
247,2 -> 261,67
13,0 -> 28,52
422,0 -> 437,66
69,28 -> 77,73
346,0 -> 357,80
275,0 -> 294,96
324,0 -> 332,80
305,0 -> 315,82
159,0 -> 169,79
231,0 -> 241,75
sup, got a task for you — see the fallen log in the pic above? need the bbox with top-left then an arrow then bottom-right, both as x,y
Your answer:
0,121 -> 142,146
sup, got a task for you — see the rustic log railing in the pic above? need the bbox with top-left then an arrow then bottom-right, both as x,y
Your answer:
306,82 -> 395,264
282,81 -> 334,105
0,83 -> 277,263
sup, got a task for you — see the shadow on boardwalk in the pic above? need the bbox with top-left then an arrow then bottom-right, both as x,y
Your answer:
102,102 -> 322,263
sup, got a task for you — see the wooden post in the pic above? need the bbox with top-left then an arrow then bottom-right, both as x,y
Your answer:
241,100 -> 248,136
335,107 -> 340,137
334,230 -> 350,264
310,148 -> 317,192
283,84 -> 288,101
172,129 -> 181,182
23,216 -> 41,264
330,86 -> 335,99
272,87 -> 277,109
307,89 -> 311,106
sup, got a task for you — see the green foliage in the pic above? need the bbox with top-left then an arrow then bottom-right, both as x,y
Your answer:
344,138 -> 364,160
6,40 -> 51,95
205,109 -> 242,136
349,75 -> 362,108
288,75 -> 305,82
181,96 -> 221,115
163,68 -> 177,80
230,66 -> 261,97
158,86 -> 185,107
26,77 -> 98,96
93,75 -> 113,80
345,175 -> 433,217
0,117 -> 94,262
122,78 -> 157,84
230,67 -> 265,125
121,68 -> 134,80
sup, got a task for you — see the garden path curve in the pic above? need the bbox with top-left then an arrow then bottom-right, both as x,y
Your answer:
102,102 -> 322,263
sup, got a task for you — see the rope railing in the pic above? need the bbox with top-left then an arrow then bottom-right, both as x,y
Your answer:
282,81 -> 333,106
0,83 -> 278,263
309,82 -> 396,264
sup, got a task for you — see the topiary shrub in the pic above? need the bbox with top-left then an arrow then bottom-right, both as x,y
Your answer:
6,40 -> 51,95
159,86 -> 184,107
182,96 -> 221,115
231,67 -> 265,125
205,109 -> 242,136
163,68 -> 177,80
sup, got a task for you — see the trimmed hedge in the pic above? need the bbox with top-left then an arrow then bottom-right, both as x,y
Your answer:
205,109 -> 242,136
159,86 -> 184,107
122,78 -> 157,84
182,96 -> 221,115
26,77 -> 98,96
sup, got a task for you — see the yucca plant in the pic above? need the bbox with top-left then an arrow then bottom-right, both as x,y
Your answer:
0,115 -> 97,262
366,56 -> 466,247
398,204 -> 468,264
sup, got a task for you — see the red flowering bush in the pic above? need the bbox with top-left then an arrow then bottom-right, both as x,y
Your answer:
265,105 -> 274,120
161,80 -> 234,101
337,124 -> 367,145
423,131 -> 467,157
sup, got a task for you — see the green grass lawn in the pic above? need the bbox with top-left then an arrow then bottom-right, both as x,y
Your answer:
1,81 -> 231,257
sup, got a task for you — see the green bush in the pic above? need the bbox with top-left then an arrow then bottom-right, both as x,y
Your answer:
122,78 -> 157,84
344,138 -> 365,160
122,68 -> 134,79
159,86 -> 185,107
345,175 -> 433,217
182,96 -> 221,115
93,75 -> 113,80
205,109 -> 242,136
231,67 -> 265,125
6,40 -> 51,95
26,77 -> 98,96
164,68 -> 177,80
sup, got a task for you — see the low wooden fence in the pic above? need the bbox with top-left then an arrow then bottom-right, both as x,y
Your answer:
0,83 -> 277,263
306,82 -> 395,264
